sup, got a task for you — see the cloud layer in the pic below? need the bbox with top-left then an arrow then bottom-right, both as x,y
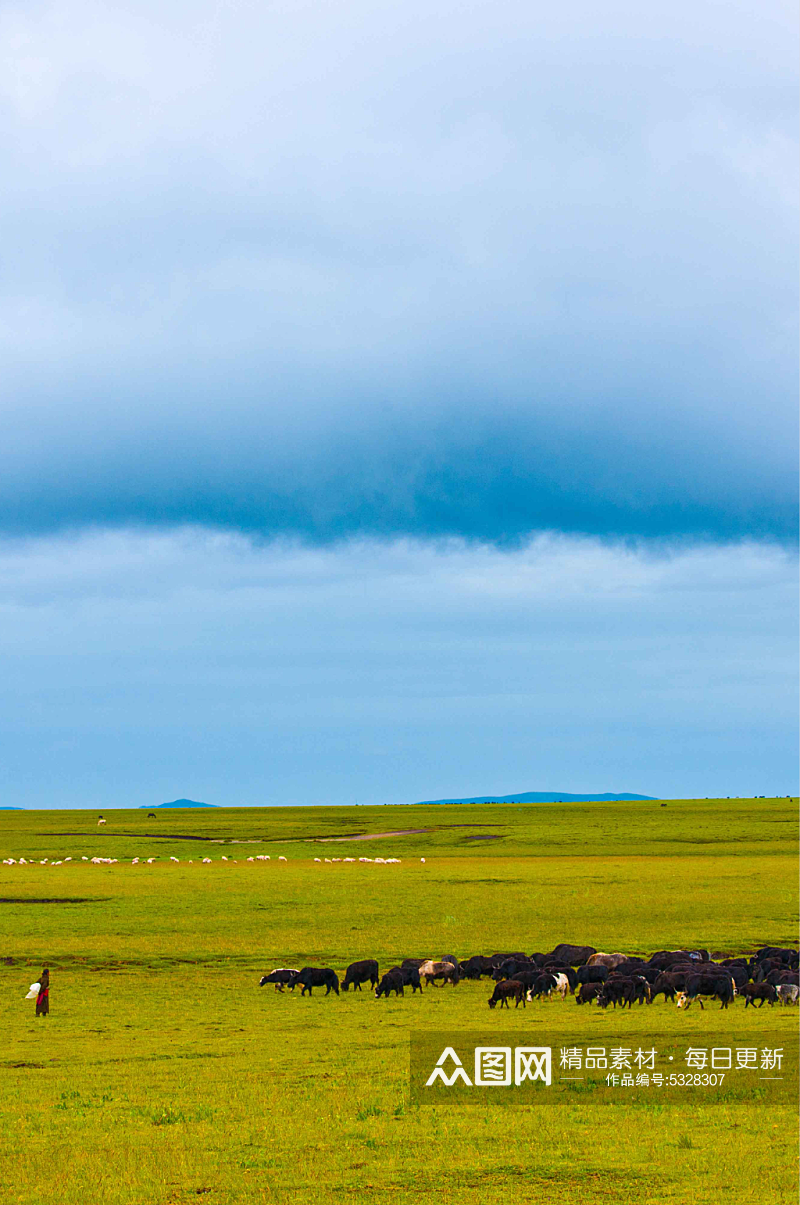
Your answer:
0,0 -> 796,542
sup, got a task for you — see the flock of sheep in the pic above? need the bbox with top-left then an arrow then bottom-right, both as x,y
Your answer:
0,854 -> 420,866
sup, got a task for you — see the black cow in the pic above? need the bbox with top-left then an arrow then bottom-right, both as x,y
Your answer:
460,956 -> 494,980
753,959 -> 784,982
375,970 -> 405,998
509,969 -> 543,994
400,958 -> 427,972
394,965 -> 423,993
766,969 -> 799,987
488,980 -> 525,1009
677,974 -> 734,1010
441,955 -> 461,975
743,982 -> 778,1008
648,951 -> 696,971
651,972 -> 684,1003
598,977 -> 649,1009
297,967 -> 339,996
756,947 -> 799,969
575,982 -> 604,1005
258,968 -> 300,992
576,965 -> 609,986
527,973 -> 558,999
342,960 -> 379,992
547,944 -> 596,966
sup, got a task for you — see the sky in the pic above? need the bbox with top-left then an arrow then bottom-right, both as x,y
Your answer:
0,0 -> 796,807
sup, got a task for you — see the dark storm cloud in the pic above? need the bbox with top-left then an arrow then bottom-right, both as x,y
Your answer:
0,0 -> 796,543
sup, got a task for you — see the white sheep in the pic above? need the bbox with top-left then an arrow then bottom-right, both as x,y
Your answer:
202,857 -> 212,863
170,856 -> 179,862
278,856 -> 287,862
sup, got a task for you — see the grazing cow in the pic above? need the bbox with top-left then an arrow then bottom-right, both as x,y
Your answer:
650,972 -> 685,1003
547,944 -> 596,966
742,982 -> 777,1009
676,974 -> 735,1010
597,978 -> 633,1009
375,970 -> 405,998
776,984 -> 799,1005
418,960 -> 459,986
526,973 -> 558,1000
392,965 -> 423,993
488,979 -> 525,1009
576,965 -> 609,987
543,963 -> 577,992
97,817 -> 106,826
147,812 -> 157,819
297,967 -> 340,996
460,956 -> 494,980
575,982 -> 604,1005
342,960 -> 379,992
259,968 -> 300,992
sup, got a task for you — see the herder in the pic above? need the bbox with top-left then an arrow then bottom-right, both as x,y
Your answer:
35,968 -> 50,1017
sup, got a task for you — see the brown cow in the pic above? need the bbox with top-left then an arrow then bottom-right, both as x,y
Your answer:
488,980 -> 525,1009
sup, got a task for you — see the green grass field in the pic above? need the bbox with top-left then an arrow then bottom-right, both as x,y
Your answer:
0,798 -> 797,1204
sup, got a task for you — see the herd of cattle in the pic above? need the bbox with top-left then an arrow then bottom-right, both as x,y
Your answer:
259,942 -> 800,1010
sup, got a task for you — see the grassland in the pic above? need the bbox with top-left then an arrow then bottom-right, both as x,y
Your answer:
0,798 -> 797,1204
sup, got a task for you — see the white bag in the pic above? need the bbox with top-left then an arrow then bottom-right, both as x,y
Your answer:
25,983 -> 40,1000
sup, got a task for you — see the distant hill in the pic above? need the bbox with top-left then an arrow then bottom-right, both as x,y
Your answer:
414,791 -> 657,804
138,799 -> 219,809
0,807 -> 24,810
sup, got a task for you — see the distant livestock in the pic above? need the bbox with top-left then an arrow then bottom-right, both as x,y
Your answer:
576,965 -> 609,987
776,984 -> 799,1005
488,980 -> 525,1009
259,968 -> 300,992
342,960 -> 379,992
587,952 -> 628,969
375,970 -> 405,998
547,944 -> 596,966
676,974 -> 735,1010
742,982 -> 778,1008
526,973 -> 558,1000
297,967 -> 339,996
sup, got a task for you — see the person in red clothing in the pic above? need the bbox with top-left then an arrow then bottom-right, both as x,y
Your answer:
35,968 -> 49,1017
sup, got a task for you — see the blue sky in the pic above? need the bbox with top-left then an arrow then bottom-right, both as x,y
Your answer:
0,0 -> 796,805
